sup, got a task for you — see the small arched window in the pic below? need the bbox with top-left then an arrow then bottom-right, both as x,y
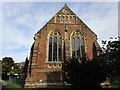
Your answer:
69,16 -> 72,23
48,31 -> 62,62
60,16 -> 64,23
73,16 -> 76,23
56,15 -> 60,23
65,16 -> 68,23
71,31 -> 85,59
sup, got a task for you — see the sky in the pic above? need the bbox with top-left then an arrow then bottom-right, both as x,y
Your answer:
0,1 -> 119,62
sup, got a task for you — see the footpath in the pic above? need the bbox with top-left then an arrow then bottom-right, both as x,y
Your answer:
0,79 -> 7,90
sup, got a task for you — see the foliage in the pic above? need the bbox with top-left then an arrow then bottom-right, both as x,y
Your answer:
101,38 -> 120,87
3,80 -> 22,88
110,85 -> 119,88
2,57 -> 22,80
2,57 -> 14,80
64,57 -> 106,88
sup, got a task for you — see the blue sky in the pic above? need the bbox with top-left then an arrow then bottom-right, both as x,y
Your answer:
1,1 -> 118,62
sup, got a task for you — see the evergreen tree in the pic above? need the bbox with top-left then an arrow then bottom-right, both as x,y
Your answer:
64,57 -> 105,88
101,38 -> 120,87
2,57 -> 22,80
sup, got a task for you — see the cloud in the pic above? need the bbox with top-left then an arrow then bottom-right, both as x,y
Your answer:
2,21 -> 34,62
1,0 -> 119,2
1,2 -> 118,62
1,2 -> 56,62
1,3 -> 35,62
86,3 -> 118,45
14,14 -> 35,27
0,2 -> 2,59
70,2 -> 118,45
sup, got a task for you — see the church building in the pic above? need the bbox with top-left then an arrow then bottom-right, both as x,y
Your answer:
24,4 -> 101,88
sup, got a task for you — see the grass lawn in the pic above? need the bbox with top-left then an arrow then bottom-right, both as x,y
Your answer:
110,85 -> 119,88
3,80 -> 22,88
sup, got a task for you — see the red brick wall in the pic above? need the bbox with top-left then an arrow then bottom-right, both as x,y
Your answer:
24,5 -> 100,88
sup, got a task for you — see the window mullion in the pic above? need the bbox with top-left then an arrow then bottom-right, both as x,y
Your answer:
75,37 -> 77,58
72,37 -> 75,58
57,37 -> 59,61
80,38 -> 82,58
77,38 -> 80,59
48,31 -> 62,62
52,37 -> 54,61
81,38 -> 85,57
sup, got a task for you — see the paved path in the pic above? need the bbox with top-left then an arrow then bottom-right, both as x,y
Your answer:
0,79 -> 3,90
0,79 -> 6,90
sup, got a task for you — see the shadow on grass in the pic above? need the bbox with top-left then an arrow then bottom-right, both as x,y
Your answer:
2,80 -> 22,89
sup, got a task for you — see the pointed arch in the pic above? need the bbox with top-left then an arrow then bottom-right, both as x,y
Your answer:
48,30 -> 62,62
70,30 -> 86,60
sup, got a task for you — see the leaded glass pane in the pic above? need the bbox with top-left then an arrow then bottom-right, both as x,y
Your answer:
49,37 -> 52,61
76,32 -> 79,37
53,37 -> 57,61
54,31 -> 57,36
58,37 -> 62,61
48,31 -> 62,62
80,38 -> 85,57
71,31 -> 85,60
72,38 -> 75,58
77,38 -> 81,59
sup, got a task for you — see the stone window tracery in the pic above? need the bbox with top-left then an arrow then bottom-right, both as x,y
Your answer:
71,31 -> 85,60
48,31 -> 62,62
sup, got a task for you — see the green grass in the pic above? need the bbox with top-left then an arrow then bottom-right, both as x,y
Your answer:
110,85 -> 119,88
3,80 -> 22,88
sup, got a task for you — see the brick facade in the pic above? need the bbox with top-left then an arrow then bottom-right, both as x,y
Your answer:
24,4 -> 101,88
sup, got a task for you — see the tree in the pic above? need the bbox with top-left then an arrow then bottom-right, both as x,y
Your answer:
101,38 -> 120,87
2,57 -> 22,80
64,57 -> 106,88
2,57 -> 14,80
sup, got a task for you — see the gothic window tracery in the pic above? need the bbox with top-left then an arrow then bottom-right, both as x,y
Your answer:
48,31 -> 62,62
71,31 -> 85,60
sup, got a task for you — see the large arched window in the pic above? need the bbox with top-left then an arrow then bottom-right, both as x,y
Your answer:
71,31 -> 85,59
48,31 -> 62,62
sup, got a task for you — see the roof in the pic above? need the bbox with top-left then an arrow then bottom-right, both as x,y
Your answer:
36,4 -> 97,36
56,4 -> 76,15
